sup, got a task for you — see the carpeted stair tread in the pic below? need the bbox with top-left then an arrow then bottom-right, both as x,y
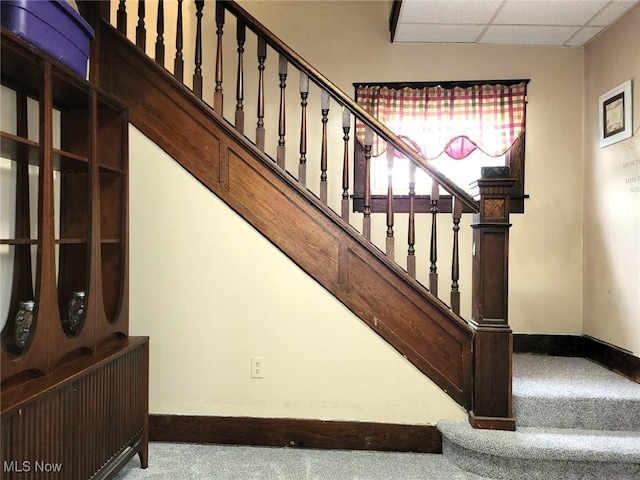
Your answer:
513,354 -> 640,400
440,355 -> 640,478
437,420 -> 640,464
512,354 -> 640,430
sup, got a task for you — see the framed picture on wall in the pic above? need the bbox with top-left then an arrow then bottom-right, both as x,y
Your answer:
599,79 -> 633,148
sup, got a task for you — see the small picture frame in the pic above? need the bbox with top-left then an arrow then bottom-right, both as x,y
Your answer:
599,80 -> 633,148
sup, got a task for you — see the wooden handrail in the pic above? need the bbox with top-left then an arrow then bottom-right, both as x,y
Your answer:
222,0 -> 479,214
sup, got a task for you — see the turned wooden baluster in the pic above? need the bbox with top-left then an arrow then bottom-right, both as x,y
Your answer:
298,72 -> 309,187
362,126 -> 373,241
407,162 -> 417,278
450,196 -> 462,315
214,1 -> 224,113
386,146 -> 395,260
429,181 -> 440,296
136,0 -> 146,51
173,0 -> 184,82
154,0 -> 164,66
341,109 -> 351,222
117,0 -> 127,34
276,54 -> 287,168
192,0 -> 204,99
235,19 -> 246,134
320,90 -> 330,204
256,37 -> 267,152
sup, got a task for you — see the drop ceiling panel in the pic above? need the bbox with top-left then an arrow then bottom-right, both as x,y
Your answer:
590,0 -> 639,24
493,1 -> 608,25
480,25 -> 581,45
395,24 -> 487,43
393,0 -> 639,46
565,26 -> 605,45
399,1 -> 503,24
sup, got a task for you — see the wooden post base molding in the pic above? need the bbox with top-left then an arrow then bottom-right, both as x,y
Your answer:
468,413 -> 516,431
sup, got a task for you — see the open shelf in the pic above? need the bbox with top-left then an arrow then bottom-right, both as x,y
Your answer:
1,26 -> 129,376
1,13 -> 145,480
1,132 -> 91,171
0,238 -> 38,245
55,238 -> 88,244
1,132 -> 39,164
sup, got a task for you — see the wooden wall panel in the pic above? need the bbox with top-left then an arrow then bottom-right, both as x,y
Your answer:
227,146 -> 340,287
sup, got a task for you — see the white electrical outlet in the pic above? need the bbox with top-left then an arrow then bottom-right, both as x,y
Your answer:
251,357 -> 264,379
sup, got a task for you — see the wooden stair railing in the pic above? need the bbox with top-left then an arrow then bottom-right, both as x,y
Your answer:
87,0 -> 516,430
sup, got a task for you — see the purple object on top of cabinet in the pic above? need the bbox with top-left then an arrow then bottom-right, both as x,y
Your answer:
1,0 -> 95,78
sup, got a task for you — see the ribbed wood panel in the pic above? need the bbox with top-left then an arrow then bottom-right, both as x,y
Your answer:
1,337 -> 148,480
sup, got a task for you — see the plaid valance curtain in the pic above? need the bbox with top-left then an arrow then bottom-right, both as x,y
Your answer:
356,82 -> 527,160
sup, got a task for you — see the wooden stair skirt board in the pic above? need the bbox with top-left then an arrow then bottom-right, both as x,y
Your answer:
97,23 -> 474,409
514,333 -> 640,383
149,415 -> 442,454
1,337 -> 149,480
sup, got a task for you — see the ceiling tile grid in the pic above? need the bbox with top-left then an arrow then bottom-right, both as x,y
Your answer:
394,0 -> 639,46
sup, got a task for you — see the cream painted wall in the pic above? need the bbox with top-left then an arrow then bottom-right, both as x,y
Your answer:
128,126 -> 465,423
584,4 -> 640,356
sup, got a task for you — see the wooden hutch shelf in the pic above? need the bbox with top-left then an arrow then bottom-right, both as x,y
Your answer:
0,26 -> 148,479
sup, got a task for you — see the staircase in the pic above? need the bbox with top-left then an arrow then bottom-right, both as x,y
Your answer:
83,0 -> 518,428
438,354 -> 640,479
77,4 -> 640,476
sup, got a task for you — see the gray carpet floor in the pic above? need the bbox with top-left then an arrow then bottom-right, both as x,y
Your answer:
114,442 -> 490,479
114,355 -> 640,479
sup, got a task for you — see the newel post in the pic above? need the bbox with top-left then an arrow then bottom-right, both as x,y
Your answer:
469,166 -> 516,431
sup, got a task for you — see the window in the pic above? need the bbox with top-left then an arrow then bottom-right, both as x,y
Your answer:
353,80 -> 529,213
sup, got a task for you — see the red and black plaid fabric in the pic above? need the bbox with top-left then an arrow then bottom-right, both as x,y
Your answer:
356,82 -> 526,160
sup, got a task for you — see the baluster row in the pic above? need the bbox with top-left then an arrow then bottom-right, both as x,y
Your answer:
119,1 -> 183,81
115,0 -> 466,315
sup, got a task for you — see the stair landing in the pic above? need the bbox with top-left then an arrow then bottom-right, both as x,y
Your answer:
438,353 -> 640,479
513,354 -> 640,431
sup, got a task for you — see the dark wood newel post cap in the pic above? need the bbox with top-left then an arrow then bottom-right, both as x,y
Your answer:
471,167 -> 516,224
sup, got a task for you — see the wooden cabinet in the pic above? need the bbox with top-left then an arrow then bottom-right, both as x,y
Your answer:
0,26 -> 129,380
1,27 -> 147,478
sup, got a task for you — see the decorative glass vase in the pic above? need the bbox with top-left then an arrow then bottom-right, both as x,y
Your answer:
65,291 -> 86,334
15,300 -> 35,349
